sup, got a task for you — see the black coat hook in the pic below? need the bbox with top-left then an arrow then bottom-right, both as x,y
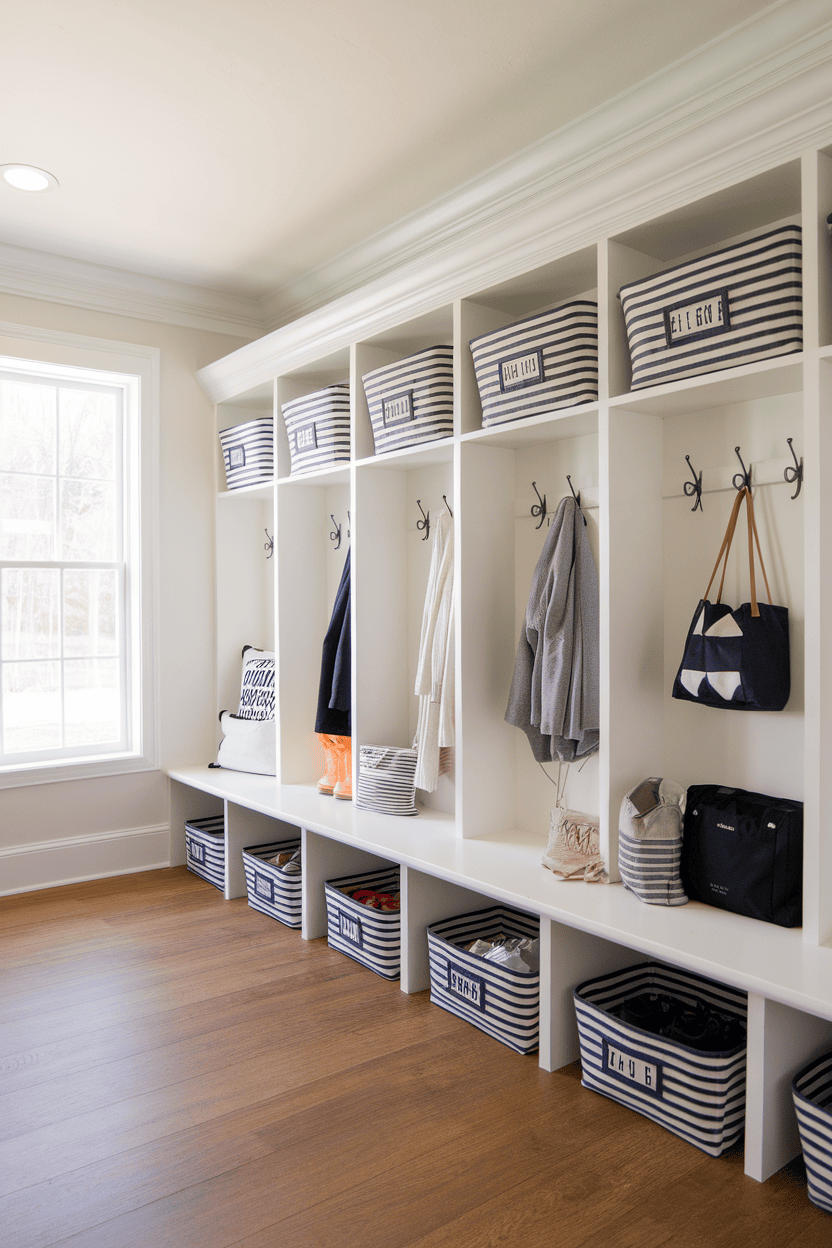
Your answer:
347,510 -> 351,539
784,438 -> 803,500
531,481 -> 546,530
732,446 -> 752,491
264,529 -> 274,559
443,495 -> 453,517
416,500 -> 430,541
566,475 -> 587,526
330,515 -> 342,550
683,455 -> 703,512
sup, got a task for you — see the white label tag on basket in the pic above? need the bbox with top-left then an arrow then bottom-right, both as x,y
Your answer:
498,347 -> 544,393
296,422 -> 317,451
228,446 -> 246,468
382,390 -> 415,426
186,837 -> 205,864
254,871 -> 274,903
603,1038 -> 663,1097
663,290 -> 730,347
339,909 -> 363,948
448,961 -> 487,1011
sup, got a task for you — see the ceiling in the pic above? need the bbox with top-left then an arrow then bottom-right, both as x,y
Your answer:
1,0 -> 781,320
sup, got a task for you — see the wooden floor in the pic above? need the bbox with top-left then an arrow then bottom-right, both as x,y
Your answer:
1,869 -> 829,1248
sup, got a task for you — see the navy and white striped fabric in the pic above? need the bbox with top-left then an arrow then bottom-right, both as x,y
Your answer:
792,1051 -> 832,1213
242,838 -> 302,928
618,778 -> 688,907
427,907 -> 540,1054
355,745 -> 418,816
218,417 -> 274,489
324,867 -> 401,980
362,346 -> 453,455
469,300 -> 598,426
619,224 -> 802,390
575,962 -> 747,1156
185,816 -> 225,891
281,383 -> 350,475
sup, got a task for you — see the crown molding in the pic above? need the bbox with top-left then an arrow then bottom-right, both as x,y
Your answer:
0,241 -> 264,340
199,0 -> 832,402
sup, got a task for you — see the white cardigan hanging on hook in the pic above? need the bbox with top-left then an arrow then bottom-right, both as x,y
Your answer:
413,507 -> 454,792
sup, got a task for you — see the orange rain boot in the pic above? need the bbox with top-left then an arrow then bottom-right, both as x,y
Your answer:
317,734 -> 338,795
333,736 -> 352,800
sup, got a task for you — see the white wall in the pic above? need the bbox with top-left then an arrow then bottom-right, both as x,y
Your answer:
0,291 -> 251,893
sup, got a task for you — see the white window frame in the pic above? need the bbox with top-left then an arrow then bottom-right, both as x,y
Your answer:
0,322 -> 159,788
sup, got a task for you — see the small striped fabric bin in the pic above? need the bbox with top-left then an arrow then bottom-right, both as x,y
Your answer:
618,224 -> 802,390
242,838 -> 302,928
185,816 -> 225,891
469,300 -> 598,426
355,745 -> 418,816
324,867 -> 401,980
575,962 -> 747,1156
792,1051 -> 832,1213
219,417 -> 274,489
281,384 -> 350,475
362,345 -> 453,455
427,907 -> 540,1054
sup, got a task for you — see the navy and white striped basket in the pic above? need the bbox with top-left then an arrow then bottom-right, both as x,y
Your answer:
185,816 -> 225,892
242,838 -> 302,928
792,1051 -> 832,1213
219,417 -> 274,489
619,224 -> 802,390
324,867 -> 401,980
469,300 -> 598,427
355,745 -> 418,816
427,907 -> 540,1054
281,384 -> 350,475
362,345 -> 453,455
575,962 -> 747,1156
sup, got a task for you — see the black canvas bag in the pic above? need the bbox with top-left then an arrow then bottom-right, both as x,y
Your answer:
672,486 -> 789,711
681,784 -> 803,927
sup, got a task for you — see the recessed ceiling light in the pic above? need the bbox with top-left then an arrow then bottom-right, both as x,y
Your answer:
1,164 -> 59,192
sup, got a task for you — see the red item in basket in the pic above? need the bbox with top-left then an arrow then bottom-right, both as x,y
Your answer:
352,889 -> 400,911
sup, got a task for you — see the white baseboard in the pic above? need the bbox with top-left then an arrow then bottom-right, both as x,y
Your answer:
0,824 -> 171,896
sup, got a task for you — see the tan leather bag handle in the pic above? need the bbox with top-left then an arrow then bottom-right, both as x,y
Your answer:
703,487 -> 773,619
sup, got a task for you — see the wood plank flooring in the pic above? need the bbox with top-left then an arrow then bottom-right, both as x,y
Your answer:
1,867 -> 829,1247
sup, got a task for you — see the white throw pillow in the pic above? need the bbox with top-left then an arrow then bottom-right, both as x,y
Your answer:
237,645 -> 275,720
216,711 -> 276,776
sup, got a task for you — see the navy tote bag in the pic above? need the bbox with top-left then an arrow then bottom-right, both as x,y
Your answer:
672,486 -> 789,712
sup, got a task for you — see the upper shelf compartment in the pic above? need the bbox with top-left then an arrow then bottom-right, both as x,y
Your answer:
275,347 -> 351,482
216,379 -> 275,498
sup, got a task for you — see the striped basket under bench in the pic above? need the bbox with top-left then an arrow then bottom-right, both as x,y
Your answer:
792,1051 -> 832,1213
185,816 -> 225,891
218,416 -> 274,489
362,345 -> 453,455
281,383 -> 350,475
242,838 -> 302,928
469,300 -> 598,427
574,961 -> 747,1156
618,224 -> 802,390
324,867 -> 401,980
427,906 -> 540,1054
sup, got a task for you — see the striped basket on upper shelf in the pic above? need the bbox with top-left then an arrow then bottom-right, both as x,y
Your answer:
355,745 -> 418,816
324,866 -> 401,979
185,816 -> 225,891
362,345 -> 453,455
281,383 -> 350,475
242,838 -> 302,928
792,1051 -> 832,1213
469,300 -> 598,427
218,416 -> 274,489
618,224 -> 802,390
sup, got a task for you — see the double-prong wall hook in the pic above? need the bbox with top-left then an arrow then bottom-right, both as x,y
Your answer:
784,438 -> 803,500
531,481 -> 546,530
264,529 -> 274,559
732,446 -> 752,491
416,500 -> 430,541
683,455 -> 703,512
566,474 -> 587,526
330,515 -> 342,550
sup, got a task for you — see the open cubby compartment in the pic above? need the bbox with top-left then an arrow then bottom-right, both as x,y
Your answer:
216,380 -> 275,493
353,442 -> 455,816
812,145 -> 832,350
606,159 -> 804,400
216,492 -> 275,726
353,305 -> 454,459
456,409 -> 600,849
457,244 -> 599,435
275,347 -> 351,480
275,471 -> 351,788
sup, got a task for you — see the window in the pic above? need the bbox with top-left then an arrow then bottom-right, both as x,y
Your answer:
0,329 -> 158,784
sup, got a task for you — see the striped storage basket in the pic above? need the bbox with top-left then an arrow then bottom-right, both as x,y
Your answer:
427,907 -> 540,1054
469,300 -> 598,426
355,745 -> 418,816
618,224 -> 802,390
792,1051 -> 832,1213
362,345 -> 453,455
575,962 -> 747,1156
219,417 -> 274,489
242,838 -> 302,928
324,867 -> 401,980
185,816 -> 225,891
281,384 -> 350,475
